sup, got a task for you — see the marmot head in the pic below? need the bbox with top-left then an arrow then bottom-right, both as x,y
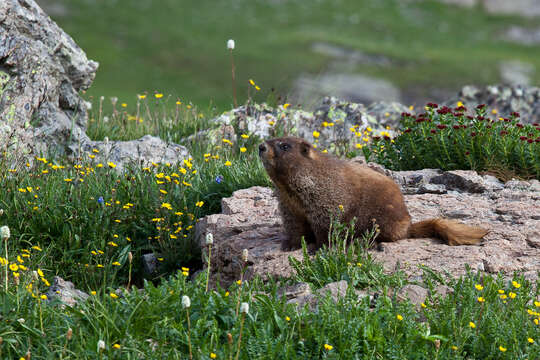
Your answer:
259,137 -> 316,184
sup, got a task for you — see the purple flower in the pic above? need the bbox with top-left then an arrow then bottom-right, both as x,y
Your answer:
215,175 -> 224,184
98,196 -> 104,204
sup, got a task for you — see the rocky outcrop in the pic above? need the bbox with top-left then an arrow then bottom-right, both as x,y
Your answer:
208,84 -> 539,152
449,84 -> 539,124
196,170 -> 540,287
209,98 -> 408,150
0,0 -> 97,157
0,1 -> 191,170
432,0 -> 540,17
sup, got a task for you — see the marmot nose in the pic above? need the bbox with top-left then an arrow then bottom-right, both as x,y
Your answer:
258,143 -> 267,154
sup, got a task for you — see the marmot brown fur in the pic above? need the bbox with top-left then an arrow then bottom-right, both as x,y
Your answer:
259,136 -> 488,251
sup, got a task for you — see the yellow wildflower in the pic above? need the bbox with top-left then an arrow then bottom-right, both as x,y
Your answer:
161,203 -> 172,210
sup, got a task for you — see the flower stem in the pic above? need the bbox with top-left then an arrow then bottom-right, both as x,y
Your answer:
234,312 -> 246,360
230,50 -> 237,108
186,308 -> 193,360
205,245 -> 211,292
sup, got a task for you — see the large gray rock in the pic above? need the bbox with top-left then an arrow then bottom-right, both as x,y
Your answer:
0,1 -> 191,171
502,26 -> 540,46
0,0 -> 98,157
483,0 -> 540,18
292,73 -> 402,106
197,169 -> 540,286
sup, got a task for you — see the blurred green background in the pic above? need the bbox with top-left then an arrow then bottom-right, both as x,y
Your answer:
37,0 -> 539,111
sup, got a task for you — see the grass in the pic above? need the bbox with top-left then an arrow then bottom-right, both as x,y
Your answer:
47,0 -> 540,111
1,95 -> 539,358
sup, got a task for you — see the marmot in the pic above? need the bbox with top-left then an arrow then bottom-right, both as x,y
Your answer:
259,136 -> 488,251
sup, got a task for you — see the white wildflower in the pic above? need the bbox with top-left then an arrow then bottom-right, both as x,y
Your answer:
240,302 -> 249,314
205,233 -> 214,245
242,248 -> 248,262
182,295 -> 191,309
0,226 -> 10,240
97,339 -> 106,351
227,39 -> 235,50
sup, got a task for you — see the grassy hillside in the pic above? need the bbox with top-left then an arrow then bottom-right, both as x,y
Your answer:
40,0 -> 540,111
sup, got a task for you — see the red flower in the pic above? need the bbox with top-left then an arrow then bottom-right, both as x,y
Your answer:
467,116 -> 474,120
437,106 -> 452,115
437,124 -> 447,130
500,131 -> 508,136
404,128 -> 412,133
519,136 -> 527,141
510,112 -> 520,118
430,129 -> 437,134
477,116 -> 484,121
527,139 -> 533,143
516,123 -> 524,128
470,132 -> 477,137
465,151 -> 470,155
453,125 -> 460,130
427,102 -> 438,108
476,104 -> 486,109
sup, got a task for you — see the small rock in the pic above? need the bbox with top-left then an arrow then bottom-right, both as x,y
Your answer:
417,184 -> 447,194
45,276 -> 89,307
431,170 -> 488,193
433,285 -> 453,297
397,284 -> 428,308
443,209 -> 474,219
277,282 -> 312,300
142,253 -> 158,277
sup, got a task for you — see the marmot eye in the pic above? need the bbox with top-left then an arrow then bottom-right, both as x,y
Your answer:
279,143 -> 291,151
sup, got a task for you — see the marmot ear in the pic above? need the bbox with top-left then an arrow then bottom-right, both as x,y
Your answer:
300,141 -> 312,158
